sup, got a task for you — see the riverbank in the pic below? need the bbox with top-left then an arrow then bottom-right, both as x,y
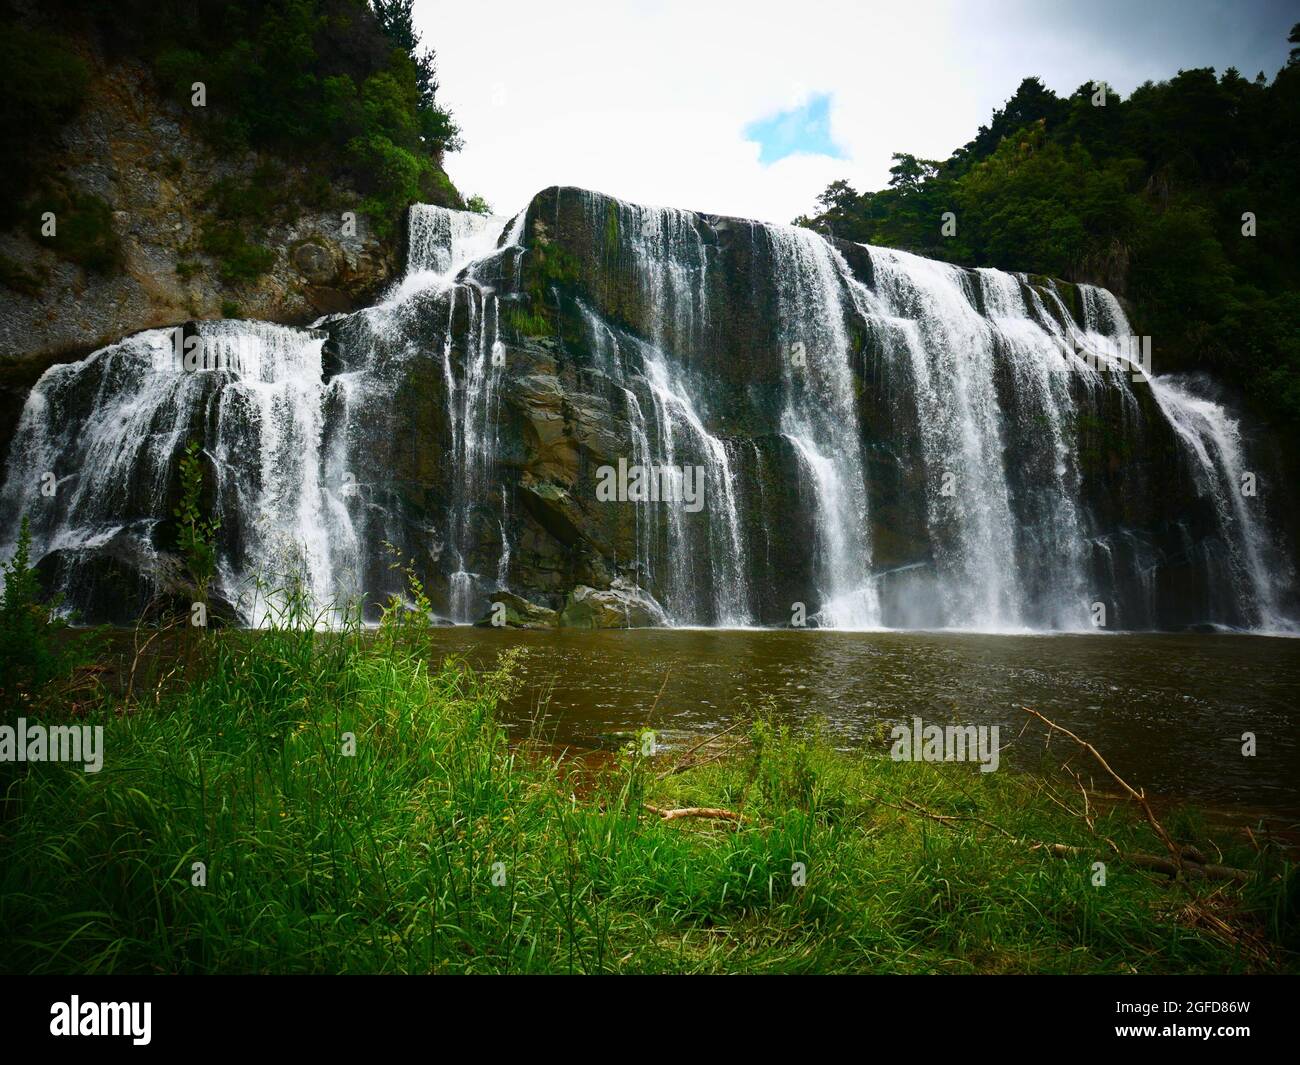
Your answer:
1,610 -> 1295,974
52,621 -> 1300,815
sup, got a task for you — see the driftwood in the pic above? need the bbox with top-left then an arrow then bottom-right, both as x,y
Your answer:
866,792 -> 1018,840
1043,843 -> 1251,883
643,803 -> 744,823
654,719 -> 748,780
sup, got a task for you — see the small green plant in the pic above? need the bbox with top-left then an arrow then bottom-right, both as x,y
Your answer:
28,188 -> 121,273
0,515 -> 80,709
0,254 -> 45,297
199,221 -> 276,285
173,441 -> 221,603
376,542 -> 437,655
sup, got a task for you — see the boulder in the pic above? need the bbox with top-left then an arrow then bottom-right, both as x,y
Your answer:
474,591 -> 558,629
559,581 -> 668,629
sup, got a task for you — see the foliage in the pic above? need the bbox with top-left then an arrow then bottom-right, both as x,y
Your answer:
5,0 -> 465,256
0,22 -> 89,229
26,187 -> 121,273
172,441 -> 221,601
0,584 -> 1292,972
796,29 -> 1300,427
199,222 -> 277,285
0,254 -> 45,297
0,516 -> 87,709
516,218 -> 582,333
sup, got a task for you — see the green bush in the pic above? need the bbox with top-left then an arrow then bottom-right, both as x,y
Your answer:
0,254 -> 45,296
27,188 -> 121,273
152,46 -> 204,102
0,516 -> 86,708
7,2 -> 465,249
200,221 -> 276,284
0,23 -> 89,225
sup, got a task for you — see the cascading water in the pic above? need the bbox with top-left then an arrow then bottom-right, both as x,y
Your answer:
574,193 -> 753,625
0,187 -> 1294,633
766,224 -> 878,628
1078,285 -> 1294,631
0,319 -> 348,624
362,203 -> 517,621
860,248 -> 1030,628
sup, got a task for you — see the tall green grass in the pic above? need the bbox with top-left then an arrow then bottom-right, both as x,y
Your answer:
0,590 -> 1295,974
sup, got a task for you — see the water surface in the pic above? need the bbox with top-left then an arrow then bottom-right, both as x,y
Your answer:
422,628 -> 1300,814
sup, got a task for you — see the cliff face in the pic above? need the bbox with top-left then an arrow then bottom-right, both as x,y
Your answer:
0,33 -> 400,459
2,188 -> 1297,634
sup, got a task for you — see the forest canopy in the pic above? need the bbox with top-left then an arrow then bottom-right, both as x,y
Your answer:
0,0 -> 464,236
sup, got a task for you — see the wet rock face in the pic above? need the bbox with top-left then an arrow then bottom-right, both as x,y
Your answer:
435,188 -> 1295,631
3,189 -> 1296,632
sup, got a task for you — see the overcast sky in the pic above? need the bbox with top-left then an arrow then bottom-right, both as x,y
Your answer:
419,0 -> 1295,225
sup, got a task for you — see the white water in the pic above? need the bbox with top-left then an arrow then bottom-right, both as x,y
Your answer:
1078,285 -> 1293,632
576,192 -> 752,625
766,224 -> 879,628
0,192 -> 1293,632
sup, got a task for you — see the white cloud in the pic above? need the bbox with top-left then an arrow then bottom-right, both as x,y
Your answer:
416,0 -> 1292,225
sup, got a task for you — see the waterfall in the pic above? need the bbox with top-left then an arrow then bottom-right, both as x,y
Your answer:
576,192 -> 753,625
0,320 -> 346,624
404,204 -> 504,277
1078,285 -> 1293,631
765,224 -> 878,628
861,248 -> 1030,628
368,204 -> 515,621
1,188 -> 1294,633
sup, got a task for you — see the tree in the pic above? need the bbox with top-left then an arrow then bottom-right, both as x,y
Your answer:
887,154 -> 940,192
370,0 -> 461,150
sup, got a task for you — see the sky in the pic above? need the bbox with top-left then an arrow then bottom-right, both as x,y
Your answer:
418,0 -> 1296,225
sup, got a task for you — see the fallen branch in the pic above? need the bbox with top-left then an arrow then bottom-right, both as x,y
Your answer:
1021,705 -> 1184,869
654,719 -> 746,780
1043,843 -> 1251,883
643,803 -> 745,823
866,793 -> 1019,840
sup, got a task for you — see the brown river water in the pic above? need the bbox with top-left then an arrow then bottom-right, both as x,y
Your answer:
415,627 -> 1300,816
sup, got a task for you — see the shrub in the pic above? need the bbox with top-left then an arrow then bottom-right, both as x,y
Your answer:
0,516 -> 84,708
200,221 -> 275,284
172,440 -> 221,602
0,24 -> 89,223
27,188 -> 121,273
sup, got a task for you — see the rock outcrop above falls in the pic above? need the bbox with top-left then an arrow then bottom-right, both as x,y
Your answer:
0,36 -> 405,463
2,188 -> 1297,633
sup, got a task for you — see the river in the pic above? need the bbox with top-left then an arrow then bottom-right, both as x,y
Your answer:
412,626 -> 1300,815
